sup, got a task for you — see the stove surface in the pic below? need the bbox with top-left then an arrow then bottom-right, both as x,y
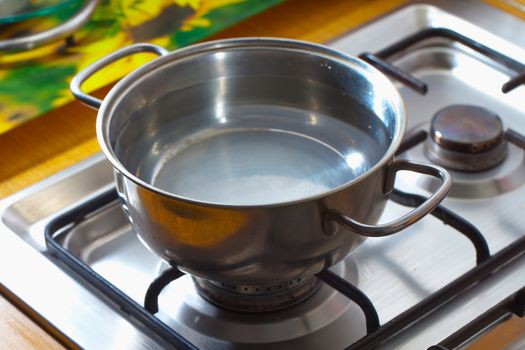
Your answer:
1,1 -> 525,349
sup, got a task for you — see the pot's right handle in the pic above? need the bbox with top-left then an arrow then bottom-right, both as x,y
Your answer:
70,43 -> 169,109
324,160 -> 452,237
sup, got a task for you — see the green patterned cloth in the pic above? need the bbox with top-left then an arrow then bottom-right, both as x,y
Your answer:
0,0 -> 281,133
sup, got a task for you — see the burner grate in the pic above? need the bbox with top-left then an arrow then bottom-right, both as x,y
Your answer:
347,235 -> 525,350
44,190 -> 198,350
144,268 -> 185,315
358,28 -> 525,95
43,167 -> 523,349
390,189 -> 490,264
428,288 -> 525,350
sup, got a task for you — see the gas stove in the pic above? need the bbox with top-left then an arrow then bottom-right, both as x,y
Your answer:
2,1 -> 525,349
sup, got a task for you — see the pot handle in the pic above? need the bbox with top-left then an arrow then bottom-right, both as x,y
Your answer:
324,160 -> 452,237
0,0 -> 99,51
70,43 -> 169,109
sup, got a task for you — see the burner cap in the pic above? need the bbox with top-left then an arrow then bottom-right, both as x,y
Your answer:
430,105 -> 504,153
425,105 -> 508,172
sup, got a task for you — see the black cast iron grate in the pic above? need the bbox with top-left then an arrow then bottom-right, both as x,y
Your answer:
44,189 -> 198,350
44,182 -> 525,349
358,28 -> 525,95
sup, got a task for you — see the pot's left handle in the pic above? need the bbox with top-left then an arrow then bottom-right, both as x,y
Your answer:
70,43 -> 169,109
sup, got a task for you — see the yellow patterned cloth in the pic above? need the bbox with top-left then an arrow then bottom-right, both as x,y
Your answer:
0,0 -> 280,133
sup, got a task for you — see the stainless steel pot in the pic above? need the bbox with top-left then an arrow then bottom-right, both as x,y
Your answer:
71,38 -> 451,284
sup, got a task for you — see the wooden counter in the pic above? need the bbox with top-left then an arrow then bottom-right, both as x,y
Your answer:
0,0 -> 523,348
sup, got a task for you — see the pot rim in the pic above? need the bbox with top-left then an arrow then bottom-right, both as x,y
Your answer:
96,37 -> 406,208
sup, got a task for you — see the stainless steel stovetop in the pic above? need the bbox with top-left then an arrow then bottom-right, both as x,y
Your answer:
1,1 -> 525,349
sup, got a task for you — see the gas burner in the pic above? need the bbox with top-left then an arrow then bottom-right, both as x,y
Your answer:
155,260 -> 363,349
425,105 -> 508,172
193,277 -> 322,312
399,118 -> 525,200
